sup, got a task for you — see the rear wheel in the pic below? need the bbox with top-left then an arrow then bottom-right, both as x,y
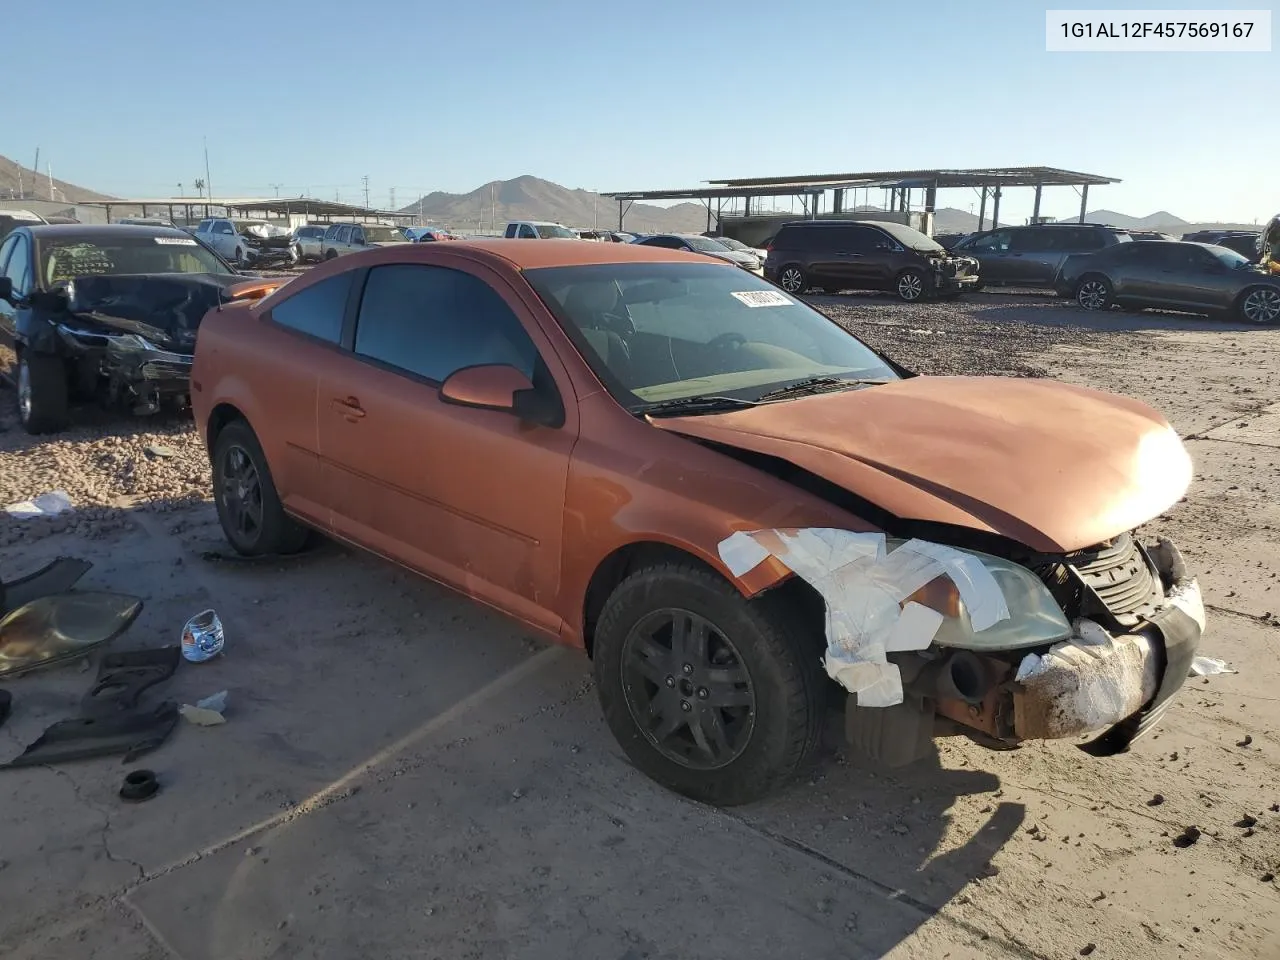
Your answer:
16,351 -> 70,435
211,420 -> 310,556
592,562 -> 825,806
1238,286 -> 1280,325
324,249 -> 338,261
1076,275 -> 1113,310
777,265 -> 807,294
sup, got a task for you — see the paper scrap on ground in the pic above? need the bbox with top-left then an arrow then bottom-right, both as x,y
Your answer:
5,490 -> 74,518
718,528 -> 1008,707
1189,656 -> 1236,677
180,690 -> 229,726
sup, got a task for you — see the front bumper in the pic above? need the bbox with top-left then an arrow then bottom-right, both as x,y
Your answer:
244,245 -> 294,265
936,274 -> 979,293
53,323 -> 194,408
852,537 -> 1203,759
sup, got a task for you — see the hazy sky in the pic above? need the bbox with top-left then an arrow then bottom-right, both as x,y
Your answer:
4,0 -> 1275,223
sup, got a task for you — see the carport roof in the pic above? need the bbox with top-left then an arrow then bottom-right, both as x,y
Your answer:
601,184 -> 833,201
708,167 -> 1121,189
75,196 -> 412,219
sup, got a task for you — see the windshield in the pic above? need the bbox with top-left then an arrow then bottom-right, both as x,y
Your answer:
875,221 -> 945,253
1208,245 -> 1251,269
525,261 -> 899,409
38,235 -> 234,282
682,236 -> 732,254
534,223 -> 578,239
364,225 -> 407,242
717,237 -> 749,251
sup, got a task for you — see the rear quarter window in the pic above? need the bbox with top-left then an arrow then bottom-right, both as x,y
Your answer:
266,272 -> 353,343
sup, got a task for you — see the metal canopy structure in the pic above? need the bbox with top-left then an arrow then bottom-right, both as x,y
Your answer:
606,166 -> 1121,233
601,184 -> 836,232
75,196 -> 412,224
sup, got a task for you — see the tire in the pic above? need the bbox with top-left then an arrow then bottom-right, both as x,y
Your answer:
324,249 -> 338,261
895,268 -> 927,302
592,562 -> 826,806
16,351 -> 70,435
211,419 -> 310,556
777,264 -> 807,294
233,247 -> 247,267
1238,286 -> 1280,325
1075,275 -> 1113,311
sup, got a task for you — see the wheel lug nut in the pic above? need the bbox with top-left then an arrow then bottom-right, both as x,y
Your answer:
680,701 -> 691,712
697,688 -> 708,699
682,663 -> 693,675
665,676 -> 675,687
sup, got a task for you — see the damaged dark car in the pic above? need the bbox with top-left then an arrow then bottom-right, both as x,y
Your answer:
0,224 -> 250,434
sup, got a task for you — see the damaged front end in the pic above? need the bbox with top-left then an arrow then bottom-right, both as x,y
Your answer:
719,527 -> 1204,766
35,273 -> 242,415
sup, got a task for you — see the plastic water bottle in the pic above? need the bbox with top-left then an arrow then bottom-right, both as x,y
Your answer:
181,609 -> 224,663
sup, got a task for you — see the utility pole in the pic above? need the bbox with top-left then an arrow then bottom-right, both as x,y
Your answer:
362,175 -> 370,209
203,137 -> 214,205
47,163 -> 55,202
178,182 -> 184,197
270,183 -> 283,197
32,148 -> 40,196
388,186 -> 396,211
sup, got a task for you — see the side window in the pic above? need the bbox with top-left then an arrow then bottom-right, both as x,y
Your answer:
1011,228 -> 1054,252
267,271 -> 353,343
969,230 -> 1012,253
336,225 -> 352,243
836,226 -> 883,253
215,221 -> 234,235
1071,228 -> 1108,251
4,236 -> 32,296
1128,244 -> 1167,266
324,226 -> 339,240
351,227 -> 365,245
650,236 -> 684,249
353,264 -> 538,383
504,223 -> 518,238
518,225 -> 538,239
196,220 -> 211,233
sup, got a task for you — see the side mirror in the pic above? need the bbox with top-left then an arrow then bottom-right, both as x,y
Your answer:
0,276 -> 11,304
439,364 -> 536,415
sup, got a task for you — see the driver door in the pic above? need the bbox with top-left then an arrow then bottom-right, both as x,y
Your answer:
317,260 -> 578,632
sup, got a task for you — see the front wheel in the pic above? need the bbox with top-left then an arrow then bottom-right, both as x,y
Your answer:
777,265 -> 807,294
592,562 -> 825,806
16,352 -> 70,435
1238,286 -> 1280,325
211,420 -> 310,556
1076,275 -> 1113,311
896,268 -> 927,302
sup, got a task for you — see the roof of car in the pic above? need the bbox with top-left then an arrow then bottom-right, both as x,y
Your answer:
458,238 -> 717,269
25,223 -> 196,240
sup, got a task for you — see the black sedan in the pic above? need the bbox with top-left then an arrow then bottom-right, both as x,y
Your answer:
1055,240 -> 1280,324
0,224 -> 244,433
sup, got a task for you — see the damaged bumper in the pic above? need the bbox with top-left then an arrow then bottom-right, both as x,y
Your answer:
55,324 -> 193,408
718,528 -> 1203,763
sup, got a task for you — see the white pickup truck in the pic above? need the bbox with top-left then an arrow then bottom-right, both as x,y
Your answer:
503,220 -> 579,240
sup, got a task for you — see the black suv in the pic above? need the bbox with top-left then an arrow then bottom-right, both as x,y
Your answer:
952,223 -> 1131,289
763,220 -> 979,301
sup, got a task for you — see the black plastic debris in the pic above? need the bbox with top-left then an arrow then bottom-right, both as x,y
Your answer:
0,557 -> 93,616
0,702 -> 179,769
81,646 -> 181,718
0,690 -> 10,729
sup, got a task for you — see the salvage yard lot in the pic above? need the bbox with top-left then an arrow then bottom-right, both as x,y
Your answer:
1,290 -> 1278,960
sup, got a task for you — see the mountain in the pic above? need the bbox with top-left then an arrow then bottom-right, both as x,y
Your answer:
400,175 -> 707,233
1055,209 -> 1186,230
0,154 -> 114,203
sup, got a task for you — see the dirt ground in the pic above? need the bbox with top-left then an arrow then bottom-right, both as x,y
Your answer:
1,290 -> 1277,960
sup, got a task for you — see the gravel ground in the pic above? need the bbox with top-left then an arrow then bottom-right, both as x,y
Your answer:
2,289 -> 1279,959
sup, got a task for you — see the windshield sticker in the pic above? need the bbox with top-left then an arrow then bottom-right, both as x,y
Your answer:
731,290 -> 794,308
155,237 -> 198,246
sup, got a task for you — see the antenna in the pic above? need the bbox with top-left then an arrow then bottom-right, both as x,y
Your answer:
269,183 -> 283,197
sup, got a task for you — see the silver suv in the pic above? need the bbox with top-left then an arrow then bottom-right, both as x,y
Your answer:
321,222 -> 412,260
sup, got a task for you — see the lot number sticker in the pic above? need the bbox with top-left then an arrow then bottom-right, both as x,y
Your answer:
731,290 -> 794,308
155,237 -> 198,245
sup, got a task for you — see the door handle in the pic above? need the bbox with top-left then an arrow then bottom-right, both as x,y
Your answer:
331,396 -> 366,420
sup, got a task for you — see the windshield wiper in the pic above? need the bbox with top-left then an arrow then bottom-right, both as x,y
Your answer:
755,376 -> 886,402
637,395 -> 760,417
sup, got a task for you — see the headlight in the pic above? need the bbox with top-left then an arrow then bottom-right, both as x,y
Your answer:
888,539 -> 1073,651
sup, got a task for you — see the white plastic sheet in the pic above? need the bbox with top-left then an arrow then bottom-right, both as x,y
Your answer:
718,528 -> 1009,707
5,490 -> 74,519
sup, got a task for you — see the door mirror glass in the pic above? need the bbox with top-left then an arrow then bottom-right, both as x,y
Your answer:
439,364 -> 535,414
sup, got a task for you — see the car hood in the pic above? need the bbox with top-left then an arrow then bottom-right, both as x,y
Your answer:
648,375 -> 1192,554
64,273 -> 243,353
